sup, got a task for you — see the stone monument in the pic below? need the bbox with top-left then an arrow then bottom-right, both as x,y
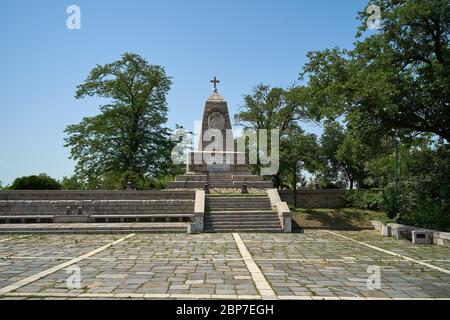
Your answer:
167,78 -> 272,189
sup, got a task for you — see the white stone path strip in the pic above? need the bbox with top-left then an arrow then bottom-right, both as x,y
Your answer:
3,292 -> 261,300
232,233 -> 277,300
0,233 -> 135,295
3,256 -> 448,264
3,291 -> 449,300
326,231 -> 450,275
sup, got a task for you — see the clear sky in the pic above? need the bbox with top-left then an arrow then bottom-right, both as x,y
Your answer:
0,0 -> 370,185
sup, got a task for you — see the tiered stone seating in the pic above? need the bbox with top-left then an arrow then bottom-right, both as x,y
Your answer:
0,191 -> 195,229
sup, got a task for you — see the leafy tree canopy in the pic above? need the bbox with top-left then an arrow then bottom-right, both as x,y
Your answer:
278,125 -> 319,189
9,174 -> 62,190
234,84 -> 311,180
64,53 -> 174,189
300,0 -> 450,143
234,84 -> 307,135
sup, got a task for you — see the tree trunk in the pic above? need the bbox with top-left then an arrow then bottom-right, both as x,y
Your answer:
293,164 -> 298,208
344,166 -> 354,190
272,174 -> 281,189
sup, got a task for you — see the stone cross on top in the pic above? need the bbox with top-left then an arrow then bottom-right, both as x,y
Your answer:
210,76 -> 220,92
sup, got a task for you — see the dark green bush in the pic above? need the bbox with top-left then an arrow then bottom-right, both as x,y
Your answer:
117,170 -> 147,190
379,184 -> 403,220
343,189 -> 385,210
388,143 -> 450,231
9,174 -> 62,190
399,199 -> 450,232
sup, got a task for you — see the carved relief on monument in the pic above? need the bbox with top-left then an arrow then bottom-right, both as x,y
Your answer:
207,112 -> 225,130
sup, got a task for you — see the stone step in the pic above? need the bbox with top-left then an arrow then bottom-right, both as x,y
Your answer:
207,198 -> 271,203
205,215 -> 279,221
206,214 -> 277,220
204,227 -> 283,233
208,210 -> 276,215
206,219 -> 280,224
205,224 -> 280,229
204,193 -> 282,232
208,206 -> 272,210
206,194 -> 268,198
207,199 -> 271,204
206,218 -> 276,223
205,222 -> 281,228
231,175 -> 264,182
0,222 -> 188,234
175,175 -> 207,182
207,195 -> 270,199
207,206 -> 272,211
205,209 -> 281,227
207,201 -> 271,205
207,183 -> 235,187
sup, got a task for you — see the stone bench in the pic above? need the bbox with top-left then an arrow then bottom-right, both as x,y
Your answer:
371,221 -> 450,247
0,215 -> 54,223
90,214 -> 194,223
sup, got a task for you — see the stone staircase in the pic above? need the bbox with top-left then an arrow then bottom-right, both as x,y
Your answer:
207,172 -> 233,188
204,194 -> 283,232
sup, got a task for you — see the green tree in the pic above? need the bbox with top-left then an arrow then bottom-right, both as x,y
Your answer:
9,174 -> 62,190
399,141 -> 450,230
279,125 -> 319,203
300,0 -> 450,142
316,122 -> 390,189
336,132 -> 384,189
64,53 -> 174,189
316,122 -> 347,188
235,84 -> 304,133
336,135 -> 363,189
60,175 -> 84,190
235,84 -> 306,177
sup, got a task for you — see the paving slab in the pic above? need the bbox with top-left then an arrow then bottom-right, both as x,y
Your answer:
0,230 -> 448,299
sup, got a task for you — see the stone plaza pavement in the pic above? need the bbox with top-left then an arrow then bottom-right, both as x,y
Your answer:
0,230 -> 449,300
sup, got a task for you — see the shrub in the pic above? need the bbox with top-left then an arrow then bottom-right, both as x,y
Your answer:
343,189 -> 385,210
379,184 -> 404,220
148,175 -> 176,190
399,199 -> 450,232
117,170 -> 147,190
9,174 -> 62,190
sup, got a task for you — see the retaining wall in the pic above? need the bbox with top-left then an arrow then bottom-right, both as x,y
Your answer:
0,190 -> 194,200
0,190 -> 195,224
278,189 -> 346,208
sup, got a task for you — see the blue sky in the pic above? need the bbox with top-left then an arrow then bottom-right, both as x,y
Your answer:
0,0 -> 370,185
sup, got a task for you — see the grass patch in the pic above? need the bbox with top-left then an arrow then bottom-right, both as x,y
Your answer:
293,208 -> 389,230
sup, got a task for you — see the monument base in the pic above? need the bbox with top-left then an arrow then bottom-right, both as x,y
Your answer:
167,171 -> 273,189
